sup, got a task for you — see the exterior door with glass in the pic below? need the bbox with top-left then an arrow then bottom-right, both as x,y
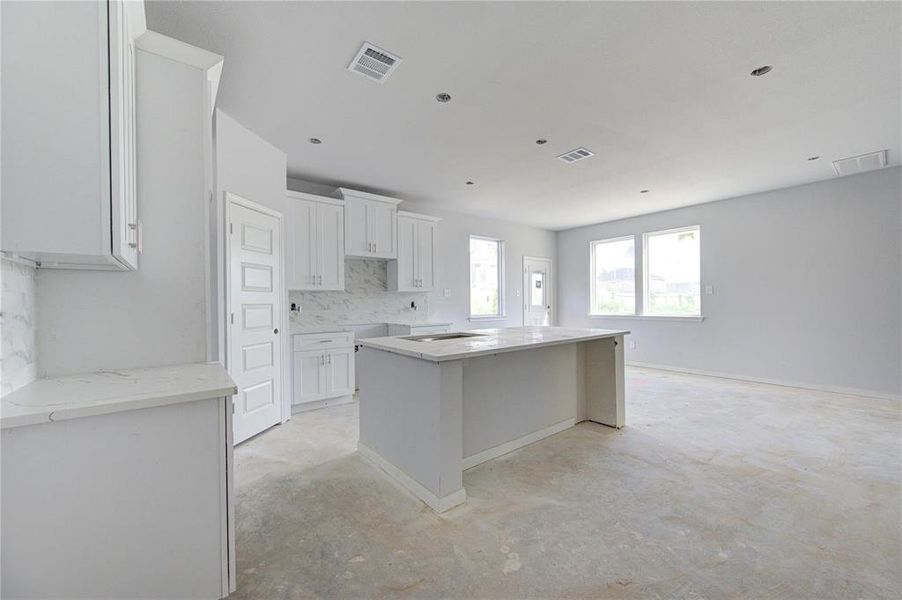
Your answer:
523,256 -> 552,326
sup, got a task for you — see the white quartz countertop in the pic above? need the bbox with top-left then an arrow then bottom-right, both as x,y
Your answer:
359,326 -> 629,362
289,324 -> 354,335
1,362 -> 237,430
384,320 -> 453,327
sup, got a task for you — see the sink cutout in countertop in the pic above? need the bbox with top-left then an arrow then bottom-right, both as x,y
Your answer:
402,332 -> 486,342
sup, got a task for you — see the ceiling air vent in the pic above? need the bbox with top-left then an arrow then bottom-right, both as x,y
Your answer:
557,147 -> 594,164
347,42 -> 401,83
832,150 -> 887,176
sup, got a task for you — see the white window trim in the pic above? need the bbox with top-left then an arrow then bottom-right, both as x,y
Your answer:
468,235 -> 506,320
588,225 -> 703,320
589,234 -> 637,317
642,225 -> 702,318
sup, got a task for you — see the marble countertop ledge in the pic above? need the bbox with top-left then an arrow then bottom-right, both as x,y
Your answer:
384,320 -> 453,327
0,362 -> 237,430
360,326 -> 630,362
289,324 -> 355,334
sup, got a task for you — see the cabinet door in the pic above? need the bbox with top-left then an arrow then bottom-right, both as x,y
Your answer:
109,0 -> 139,270
325,347 -> 355,397
416,220 -> 436,290
289,199 -> 317,289
317,203 -> 345,290
293,350 -> 325,404
395,215 -> 417,290
344,197 -> 370,256
371,201 -> 396,257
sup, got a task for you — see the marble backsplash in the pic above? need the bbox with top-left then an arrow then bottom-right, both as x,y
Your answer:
289,258 -> 432,327
1,257 -> 37,396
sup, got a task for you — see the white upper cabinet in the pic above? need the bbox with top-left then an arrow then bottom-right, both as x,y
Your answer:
287,192 -> 345,290
334,188 -> 402,259
1,0 -> 145,270
389,211 -> 441,292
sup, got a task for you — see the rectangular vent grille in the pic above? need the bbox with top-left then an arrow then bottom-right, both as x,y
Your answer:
832,150 -> 887,176
557,147 -> 594,163
348,42 -> 401,83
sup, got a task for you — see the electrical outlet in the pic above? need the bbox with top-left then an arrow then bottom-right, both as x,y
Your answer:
443,288 -> 451,297
628,340 -> 637,349
705,285 -> 714,295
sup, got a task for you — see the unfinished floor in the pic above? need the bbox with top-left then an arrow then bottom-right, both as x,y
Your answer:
230,367 -> 901,599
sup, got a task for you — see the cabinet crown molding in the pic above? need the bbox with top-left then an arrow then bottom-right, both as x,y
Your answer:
286,190 -> 344,206
398,210 -> 442,223
333,187 -> 403,206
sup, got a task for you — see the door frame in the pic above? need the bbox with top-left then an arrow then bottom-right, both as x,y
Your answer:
223,191 -> 289,427
522,255 -> 554,326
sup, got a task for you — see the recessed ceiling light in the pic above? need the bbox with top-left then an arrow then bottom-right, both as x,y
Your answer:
750,65 -> 773,77
536,139 -> 547,145
465,180 -> 474,185
807,156 -> 820,161
308,138 -> 322,144
436,93 -> 452,103
639,189 -> 650,194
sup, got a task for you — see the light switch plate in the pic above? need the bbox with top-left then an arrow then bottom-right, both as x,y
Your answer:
443,288 -> 451,297
705,285 -> 714,295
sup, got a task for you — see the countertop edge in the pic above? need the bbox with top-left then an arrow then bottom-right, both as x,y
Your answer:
0,362 -> 237,430
359,330 -> 629,362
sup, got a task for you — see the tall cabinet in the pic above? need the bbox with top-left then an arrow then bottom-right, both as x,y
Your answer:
389,211 -> 441,291
1,0 -> 144,270
287,191 -> 345,290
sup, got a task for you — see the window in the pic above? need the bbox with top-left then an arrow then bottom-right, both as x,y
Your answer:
590,236 -> 636,315
469,236 -> 504,318
589,226 -> 701,318
644,226 -> 701,316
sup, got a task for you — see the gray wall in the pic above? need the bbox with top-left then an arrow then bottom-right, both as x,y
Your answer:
557,167 -> 902,397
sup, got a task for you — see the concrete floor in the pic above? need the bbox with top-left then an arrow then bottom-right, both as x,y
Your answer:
231,367 -> 901,599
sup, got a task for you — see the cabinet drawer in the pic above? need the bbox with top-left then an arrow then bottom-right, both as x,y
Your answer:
293,332 -> 353,351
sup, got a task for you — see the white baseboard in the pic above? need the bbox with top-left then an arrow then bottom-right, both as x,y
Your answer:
291,394 -> 355,414
626,361 -> 901,402
357,442 -> 467,513
462,417 -> 577,470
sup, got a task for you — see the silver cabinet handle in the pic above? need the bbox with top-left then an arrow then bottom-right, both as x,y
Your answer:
320,354 -> 325,365
327,353 -> 332,365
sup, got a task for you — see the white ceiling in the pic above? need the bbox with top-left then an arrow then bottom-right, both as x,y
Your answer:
147,1 -> 901,231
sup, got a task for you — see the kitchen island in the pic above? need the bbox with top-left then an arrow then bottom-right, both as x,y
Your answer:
357,326 -> 628,512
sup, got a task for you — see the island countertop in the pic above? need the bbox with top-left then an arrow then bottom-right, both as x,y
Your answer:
359,326 -> 629,362
1,362 -> 237,430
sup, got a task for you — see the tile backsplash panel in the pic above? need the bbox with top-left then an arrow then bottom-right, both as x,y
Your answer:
1,258 -> 37,396
290,258 -> 431,327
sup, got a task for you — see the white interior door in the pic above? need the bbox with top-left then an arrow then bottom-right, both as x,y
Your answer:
523,256 -> 552,326
228,196 -> 283,444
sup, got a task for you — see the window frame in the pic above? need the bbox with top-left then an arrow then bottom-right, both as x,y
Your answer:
468,235 -> 506,320
589,235 -> 637,317
642,225 -> 702,318
588,225 -> 704,321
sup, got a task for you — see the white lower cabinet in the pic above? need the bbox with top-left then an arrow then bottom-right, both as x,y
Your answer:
292,332 -> 355,408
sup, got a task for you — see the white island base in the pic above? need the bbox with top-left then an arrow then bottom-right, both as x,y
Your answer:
357,327 -> 628,513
